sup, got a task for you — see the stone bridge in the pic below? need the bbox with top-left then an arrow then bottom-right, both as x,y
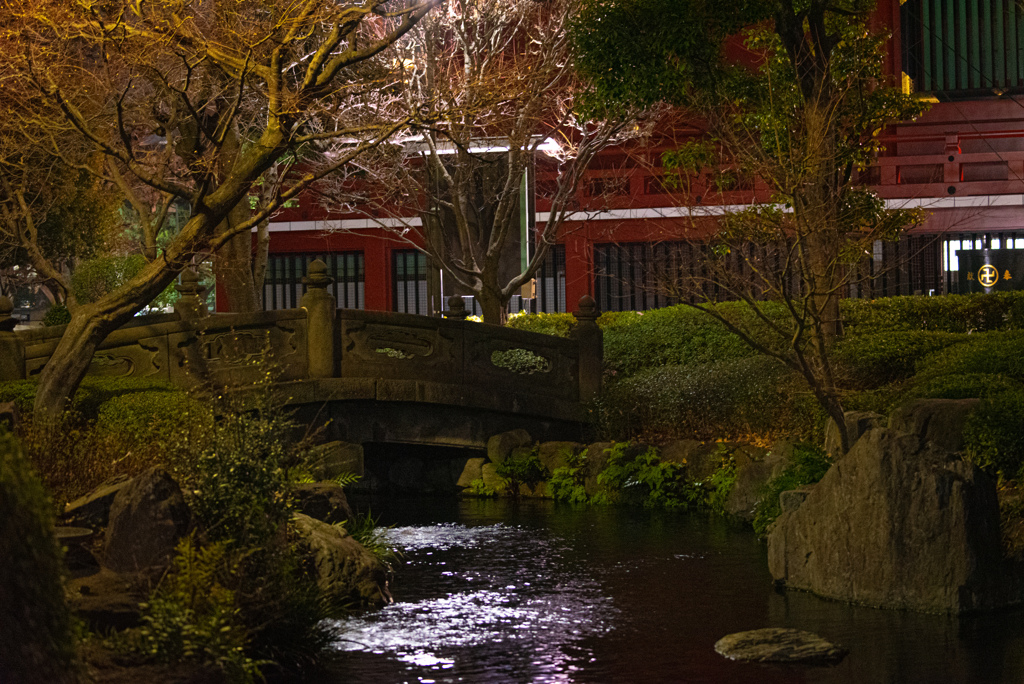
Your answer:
0,261 -> 603,449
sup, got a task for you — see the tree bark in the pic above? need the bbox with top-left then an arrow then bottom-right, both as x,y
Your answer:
476,287 -> 507,325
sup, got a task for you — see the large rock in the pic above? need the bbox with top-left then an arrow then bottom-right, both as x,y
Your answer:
486,429 -> 532,465
67,568 -> 144,631
536,441 -> 583,473
582,442 -> 614,496
724,444 -> 780,521
291,482 -> 353,524
660,440 -> 722,482
103,469 -> 192,574
291,513 -> 389,607
456,457 -> 486,489
62,474 -> 133,529
768,427 -> 1008,613
889,398 -> 981,453
714,628 -> 847,665
479,462 -> 504,494
824,411 -> 884,457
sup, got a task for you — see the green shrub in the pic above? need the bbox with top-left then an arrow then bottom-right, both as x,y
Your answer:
752,444 -> 832,537
43,303 -> 71,327
914,331 -> 1024,382
71,255 -> 178,310
0,434 -> 78,683
908,373 -> 1024,400
548,447 -> 590,504
702,450 -> 738,516
841,291 -> 1024,334
595,356 -> 794,441
506,312 -> 577,337
602,305 -> 757,378
596,442 -> 701,509
191,408 -> 292,546
834,330 -> 966,388
133,538 -> 259,684
963,390 -> 1024,481
495,447 -> 549,497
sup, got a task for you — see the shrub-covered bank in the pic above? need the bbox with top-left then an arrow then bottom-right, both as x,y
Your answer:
464,433 -> 832,537
509,292 -> 1024,483
0,374 -> 390,683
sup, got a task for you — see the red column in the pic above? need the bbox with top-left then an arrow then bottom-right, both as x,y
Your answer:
564,229 -> 591,311
364,239 -> 389,311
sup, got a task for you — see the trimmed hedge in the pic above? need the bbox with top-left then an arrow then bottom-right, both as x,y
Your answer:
595,356 -> 795,441
964,389 -> 1024,481
840,291 -> 1024,333
833,331 -> 967,388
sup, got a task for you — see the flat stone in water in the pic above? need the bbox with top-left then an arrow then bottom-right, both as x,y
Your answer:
714,627 -> 848,665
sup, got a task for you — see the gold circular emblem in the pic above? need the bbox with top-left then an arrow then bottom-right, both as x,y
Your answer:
978,264 -> 999,287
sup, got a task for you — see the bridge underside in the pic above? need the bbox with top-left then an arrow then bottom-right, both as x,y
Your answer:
282,378 -> 588,449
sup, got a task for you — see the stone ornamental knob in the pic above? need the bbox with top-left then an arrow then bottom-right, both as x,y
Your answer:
446,295 -> 469,320
302,259 -> 333,288
574,294 -> 599,323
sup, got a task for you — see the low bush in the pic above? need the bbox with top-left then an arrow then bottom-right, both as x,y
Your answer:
907,373 -> 1024,400
548,447 -> 590,504
596,442 -> 700,509
913,331 -> 1024,382
42,303 -> 72,327
495,447 -> 549,497
841,291 -> 1024,334
595,356 -> 795,442
963,389 -> 1024,482
751,444 -> 832,537
132,538 -> 259,684
834,330 -> 966,388
1,378 -> 203,506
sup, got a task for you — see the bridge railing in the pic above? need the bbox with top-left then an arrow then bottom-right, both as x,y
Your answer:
0,262 -> 602,418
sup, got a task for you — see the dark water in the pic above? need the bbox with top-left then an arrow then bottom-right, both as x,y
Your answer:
324,498 -> 1024,684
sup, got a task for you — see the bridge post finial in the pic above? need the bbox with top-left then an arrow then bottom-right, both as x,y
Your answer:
301,259 -> 336,379
174,268 -> 209,320
572,295 -> 603,402
445,295 -> 470,320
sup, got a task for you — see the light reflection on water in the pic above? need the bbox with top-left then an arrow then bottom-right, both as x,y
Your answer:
331,522 -> 616,683
323,498 -> 1024,684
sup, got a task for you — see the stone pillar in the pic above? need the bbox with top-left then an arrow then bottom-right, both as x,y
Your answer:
301,259 -> 336,378
572,295 -> 603,401
173,269 -> 209,320
445,295 -> 469,320
0,296 -> 24,381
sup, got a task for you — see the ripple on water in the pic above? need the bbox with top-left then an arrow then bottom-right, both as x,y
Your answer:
330,523 -> 616,681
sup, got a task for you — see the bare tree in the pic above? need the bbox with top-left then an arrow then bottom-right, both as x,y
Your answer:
0,0 -> 439,419
320,0 -> 643,324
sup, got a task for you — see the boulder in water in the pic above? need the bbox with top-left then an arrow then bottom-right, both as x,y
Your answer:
714,628 -> 847,665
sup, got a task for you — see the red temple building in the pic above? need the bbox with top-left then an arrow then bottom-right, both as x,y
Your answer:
247,0 -> 1024,316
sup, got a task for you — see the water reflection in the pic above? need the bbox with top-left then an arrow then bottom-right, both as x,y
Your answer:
332,522 -> 616,682
324,498 -> 1024,684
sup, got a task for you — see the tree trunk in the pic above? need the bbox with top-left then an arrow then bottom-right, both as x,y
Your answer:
476,287 -> 507,325
214,216 -> 258,313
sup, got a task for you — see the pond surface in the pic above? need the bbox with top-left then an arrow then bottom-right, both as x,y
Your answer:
324,497 -> 1024,684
